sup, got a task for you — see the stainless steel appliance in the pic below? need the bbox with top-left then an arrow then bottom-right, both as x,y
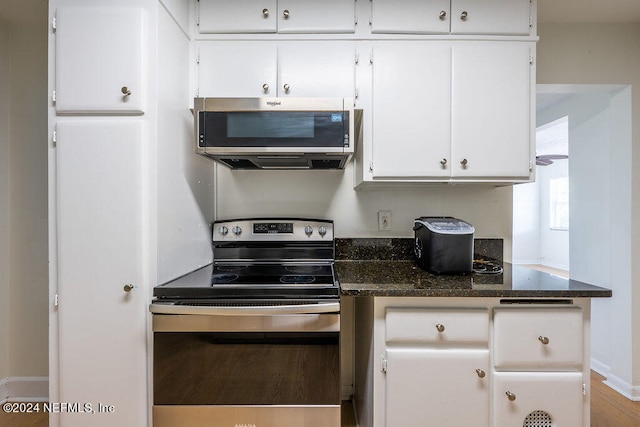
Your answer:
150,218 -> 341,427
193,97 -> 358,169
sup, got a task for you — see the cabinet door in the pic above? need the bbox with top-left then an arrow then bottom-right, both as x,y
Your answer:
371,43 -> 451,179
198,0 -> 277,33
371,0 -> 450,34
278,42 -> 355,97
197,42 -> 278,97
493,372 -> 584,427
451,0 -> 531,35
56,121 -> 146,426
278,0 -> 356,33
494,307 -> 583,371
386,349 -> 490,427
55,7 -> 145,114
451,42 -> 532,179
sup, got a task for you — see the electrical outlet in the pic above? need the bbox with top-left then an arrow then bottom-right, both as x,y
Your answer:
378,211 -> 392,231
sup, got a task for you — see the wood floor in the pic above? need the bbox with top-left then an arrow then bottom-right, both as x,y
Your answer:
1,376 -> 638,427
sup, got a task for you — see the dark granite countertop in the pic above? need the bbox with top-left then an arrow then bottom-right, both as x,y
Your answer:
334,238 -> 611,298
336,260 -> 612,298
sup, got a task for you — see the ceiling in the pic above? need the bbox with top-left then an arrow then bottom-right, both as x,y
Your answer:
2,0 -> 640,25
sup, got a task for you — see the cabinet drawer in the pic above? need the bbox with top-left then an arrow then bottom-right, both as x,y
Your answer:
493,372 -> 583,427
494,307 -> 583,370
386,308 -> 488,344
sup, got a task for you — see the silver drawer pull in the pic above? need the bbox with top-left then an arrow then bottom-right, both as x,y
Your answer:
506,391 -> 516,401
476,369 -> 486,378
538,335 -> 550,345
435,323 -> 445,333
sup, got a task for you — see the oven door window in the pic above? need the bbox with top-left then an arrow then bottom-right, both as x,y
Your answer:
153,332 -> 340,405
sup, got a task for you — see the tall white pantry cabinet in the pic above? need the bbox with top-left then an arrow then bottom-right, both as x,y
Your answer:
48,1 -> 214,426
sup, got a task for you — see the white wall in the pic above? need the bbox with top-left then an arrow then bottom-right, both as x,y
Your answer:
513,158 -> 570,269
0,20 -> 10,383
157,1 -> 215,285
538,159 -> 569,270
538,22 -> 639,397
216,168 -> 514,254
512,180 -> 540,264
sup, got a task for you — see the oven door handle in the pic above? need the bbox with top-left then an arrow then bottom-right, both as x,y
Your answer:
149,302 -> 340,316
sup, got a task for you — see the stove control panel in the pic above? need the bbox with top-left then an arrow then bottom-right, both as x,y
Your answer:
213,219 -> 333,242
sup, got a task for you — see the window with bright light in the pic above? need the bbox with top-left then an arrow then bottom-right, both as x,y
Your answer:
550,177 -> 569,230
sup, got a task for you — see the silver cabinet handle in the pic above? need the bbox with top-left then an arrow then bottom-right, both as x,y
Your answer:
506,391 -> 516,401
283,9 -> 290,19
121,86 -> 132,96
460,11 -> 468,21
262,83 -> 269,93
440,158 -> 447,167
436,323 -> 445,333
476,369 -> 486,378
283,83 -> 291,93
439,10 -> 447,20
123,284 -> 135,293
262,8 -> 269,17
460,158 -> 468,168
538,336 -> 550,345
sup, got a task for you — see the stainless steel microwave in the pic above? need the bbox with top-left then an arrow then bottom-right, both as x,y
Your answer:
193,97 -> 357,170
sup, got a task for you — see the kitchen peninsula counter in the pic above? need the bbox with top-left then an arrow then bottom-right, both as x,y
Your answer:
336,260 -> 611,298
335,238 -> 611,298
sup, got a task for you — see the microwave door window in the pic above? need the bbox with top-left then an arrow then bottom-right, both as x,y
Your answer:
228,112 -> 315,139
200,111 -> 346,148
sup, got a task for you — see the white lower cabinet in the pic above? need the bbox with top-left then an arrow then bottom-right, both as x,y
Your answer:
385,348 -> 489,426
354,298 -> 590,427
493,372 -> 584,427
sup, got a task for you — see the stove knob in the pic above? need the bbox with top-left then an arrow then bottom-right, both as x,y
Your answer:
232,226 -> 242,236
218,226 -> 229,236
318,225 -> 327,237
304,226 -> 314,236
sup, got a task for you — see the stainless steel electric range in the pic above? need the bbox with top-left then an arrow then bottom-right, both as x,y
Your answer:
150,218 -> 341,427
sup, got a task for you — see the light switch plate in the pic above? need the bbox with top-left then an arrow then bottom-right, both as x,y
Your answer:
378,211 -> 392,231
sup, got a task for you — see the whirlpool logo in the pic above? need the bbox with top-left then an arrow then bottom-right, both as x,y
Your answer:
266,101 -> 281,106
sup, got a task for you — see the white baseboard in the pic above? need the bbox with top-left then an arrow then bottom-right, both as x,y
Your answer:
590,358 -> 640,401
590,357 -> 610,377
0,377 -> 48,404
604,373 -> 640,401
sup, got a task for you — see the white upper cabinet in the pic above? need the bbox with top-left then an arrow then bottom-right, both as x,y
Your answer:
197,42 -> 356,98
451,0 -> 532,35
371,0 -> 532,35
277,0 -> 356,33
371,0 -> 450,34
198,43 -> 278,97
198,0 -> 278,33
198,0 -> 356,34
55,7 -> 145,114
371,42 -> 451,179
367,41 -> 533,182
450,42 -> 533,179
277,43 -> 356,97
